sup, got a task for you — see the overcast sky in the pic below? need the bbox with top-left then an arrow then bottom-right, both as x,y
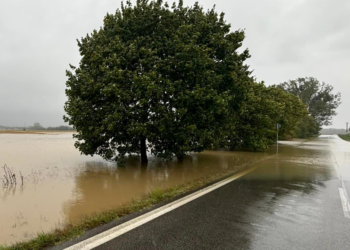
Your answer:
0,0 -> 349,128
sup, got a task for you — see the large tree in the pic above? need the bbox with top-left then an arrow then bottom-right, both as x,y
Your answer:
278,77 -> 341,127
64,0 -> 252,163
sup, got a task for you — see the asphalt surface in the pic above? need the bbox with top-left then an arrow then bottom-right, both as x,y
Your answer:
63,135 -> 350,250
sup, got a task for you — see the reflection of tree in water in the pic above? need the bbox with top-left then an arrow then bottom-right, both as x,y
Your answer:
0,184 -> 24,201
62,150 -> 270,224
243,151 -> 332,243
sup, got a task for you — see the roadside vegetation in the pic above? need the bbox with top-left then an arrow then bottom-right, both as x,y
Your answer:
339,134 -> 350,142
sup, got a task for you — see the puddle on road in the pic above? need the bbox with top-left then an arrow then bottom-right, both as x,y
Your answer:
0,134 -> 343,245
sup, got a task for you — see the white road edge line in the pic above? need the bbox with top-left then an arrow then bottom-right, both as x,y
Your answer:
339,188 -> 350,219
64,166 -> 259,250
332,139 -> 350,220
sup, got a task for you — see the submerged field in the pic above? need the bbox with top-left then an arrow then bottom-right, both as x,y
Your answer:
0,133 -> 276,245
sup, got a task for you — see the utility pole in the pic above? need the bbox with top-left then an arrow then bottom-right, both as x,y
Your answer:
276,123 -> 281,154
346,122 -> 349,133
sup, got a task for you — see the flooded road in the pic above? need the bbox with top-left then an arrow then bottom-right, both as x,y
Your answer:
86,135 -> 350,250
0,133 -> 271,245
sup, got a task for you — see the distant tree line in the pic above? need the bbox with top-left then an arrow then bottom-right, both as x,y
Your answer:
28,123 -> 74,131
0,123 -> 74,131
64,0 -> 341,163
46,125 -> 75,131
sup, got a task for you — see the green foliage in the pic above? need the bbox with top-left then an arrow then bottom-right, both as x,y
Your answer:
278,77 -> 341,127
228,83 -> 308,149
64,0 -> 314,159
267,86 -> 309,138
293,115 -> 319,138
64,0 -> 252,161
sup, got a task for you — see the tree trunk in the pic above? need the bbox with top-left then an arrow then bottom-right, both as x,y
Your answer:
140,137 -> 148,163
177,155 -> 184,163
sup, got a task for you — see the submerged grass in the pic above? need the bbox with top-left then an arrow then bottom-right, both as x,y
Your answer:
338,134 -> 350,142
0,165 -> 250,250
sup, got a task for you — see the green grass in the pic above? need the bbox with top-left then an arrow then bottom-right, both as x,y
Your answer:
0,166 -> 249,250
338,134 -> 350,142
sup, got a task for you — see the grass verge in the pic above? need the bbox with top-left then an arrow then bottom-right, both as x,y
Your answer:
0,164 -> 256,250
338,134 -> 350,142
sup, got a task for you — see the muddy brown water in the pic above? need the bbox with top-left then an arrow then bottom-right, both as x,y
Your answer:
0,133 -> 329,245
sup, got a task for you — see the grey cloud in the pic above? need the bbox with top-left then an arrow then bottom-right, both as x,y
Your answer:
0,0 -> 349,128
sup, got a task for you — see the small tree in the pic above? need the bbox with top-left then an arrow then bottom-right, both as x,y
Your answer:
64,0 -> 252,163
32,122 -> 45,130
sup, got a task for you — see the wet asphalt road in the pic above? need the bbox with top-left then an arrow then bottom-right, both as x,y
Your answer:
82,136 -> 350,249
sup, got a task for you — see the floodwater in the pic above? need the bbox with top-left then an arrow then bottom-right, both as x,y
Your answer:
0,133 -> 273,245
94,135 -> 350,250
0,133 -> 345,246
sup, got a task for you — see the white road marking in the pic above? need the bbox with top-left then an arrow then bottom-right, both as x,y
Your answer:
332,140 -> 350,220
64,166 -> 259,250
339,188 -> 350,219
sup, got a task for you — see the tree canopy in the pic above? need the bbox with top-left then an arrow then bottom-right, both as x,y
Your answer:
278,77 -> 341,127
64,0 -> 253,163
292,115 -> 319,138
64,0 -> 314,163
228,82 -> 308,149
